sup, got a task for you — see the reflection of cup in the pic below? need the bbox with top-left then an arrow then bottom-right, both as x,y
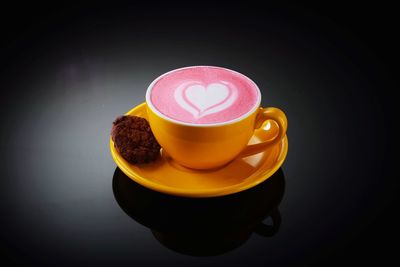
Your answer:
145,66 -> 288,169
112,167 -> 285,256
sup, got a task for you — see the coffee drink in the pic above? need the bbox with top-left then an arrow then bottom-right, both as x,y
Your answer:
148,66 -> 260,124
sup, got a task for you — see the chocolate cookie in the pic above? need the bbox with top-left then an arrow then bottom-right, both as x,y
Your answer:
111,115 -> 161,164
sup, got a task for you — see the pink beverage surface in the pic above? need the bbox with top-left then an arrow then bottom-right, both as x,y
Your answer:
150,66 -> 260,124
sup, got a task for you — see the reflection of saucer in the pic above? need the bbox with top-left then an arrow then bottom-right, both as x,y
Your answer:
112,167 -> 285,256
110,103 -> 288,197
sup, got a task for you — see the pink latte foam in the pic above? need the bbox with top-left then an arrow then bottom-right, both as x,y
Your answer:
149,66 -> 260,124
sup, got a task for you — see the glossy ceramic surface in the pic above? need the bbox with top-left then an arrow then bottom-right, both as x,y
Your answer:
110,103 -> 288,197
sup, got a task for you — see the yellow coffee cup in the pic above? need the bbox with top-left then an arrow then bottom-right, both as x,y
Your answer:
145,67 -> 288,170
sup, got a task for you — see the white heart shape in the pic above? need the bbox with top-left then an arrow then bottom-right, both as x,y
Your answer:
174,81 -> 238,119
185,83 -> 229,112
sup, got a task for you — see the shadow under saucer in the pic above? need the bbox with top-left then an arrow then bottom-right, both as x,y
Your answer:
112,167 -> 285,256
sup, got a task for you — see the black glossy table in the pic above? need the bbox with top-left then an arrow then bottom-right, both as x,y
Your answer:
1,3 -> 397,266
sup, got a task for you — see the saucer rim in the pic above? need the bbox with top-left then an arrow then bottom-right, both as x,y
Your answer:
110,102 -> 288,198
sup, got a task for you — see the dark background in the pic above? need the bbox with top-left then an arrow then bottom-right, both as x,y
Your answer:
0,1 -> 398,266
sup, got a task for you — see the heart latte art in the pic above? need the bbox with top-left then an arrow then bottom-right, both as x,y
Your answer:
174,82 -> 238,119
149,66 -> 260,124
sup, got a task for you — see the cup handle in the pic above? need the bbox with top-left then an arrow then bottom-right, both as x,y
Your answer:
239,107 -> 287,158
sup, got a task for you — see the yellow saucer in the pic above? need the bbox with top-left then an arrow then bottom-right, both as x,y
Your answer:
110,103 -> 288,198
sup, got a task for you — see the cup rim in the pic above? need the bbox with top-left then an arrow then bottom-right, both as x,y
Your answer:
145,65 -> 262,127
